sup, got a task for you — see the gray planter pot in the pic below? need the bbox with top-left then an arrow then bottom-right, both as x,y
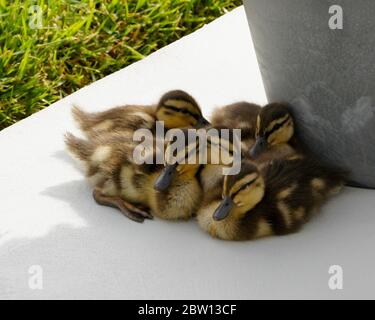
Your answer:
244,0 -> 375,188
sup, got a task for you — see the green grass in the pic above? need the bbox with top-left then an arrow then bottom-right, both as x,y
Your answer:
0,0 -> 242,130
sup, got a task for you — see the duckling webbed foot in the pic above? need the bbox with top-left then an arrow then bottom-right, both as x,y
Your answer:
93,189 -> 153,223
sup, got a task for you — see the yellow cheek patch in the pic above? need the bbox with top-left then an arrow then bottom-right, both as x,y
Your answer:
232,193 -> 242,204
164,99 -> 194,112
268,121 -> 293,145
163,114 -> 194,128
229,173 -> 258,197
163,99 -> 201,125
232,177 -> 265,215
155,108 -> 166,120
266,115 -> 289,132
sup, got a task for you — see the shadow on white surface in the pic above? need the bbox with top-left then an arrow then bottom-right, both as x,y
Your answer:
0,150 -> 88,247
0,197 -> 87,248
1,185 -> 375,299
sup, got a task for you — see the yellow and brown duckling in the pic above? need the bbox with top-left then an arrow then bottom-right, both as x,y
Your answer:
211,101 -> 261,151
196,102 -> 260,193
65,129 -> 203,222
197,158 -> 346,241
65,131 -> 151,222
72,89 -> 209,137
154,127 -> 239,199
66,90 -> 210,222
206,101 -> 299,190
249,102 -> 302,162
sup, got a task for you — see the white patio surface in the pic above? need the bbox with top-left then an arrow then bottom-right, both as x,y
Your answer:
1,6 -> 374,299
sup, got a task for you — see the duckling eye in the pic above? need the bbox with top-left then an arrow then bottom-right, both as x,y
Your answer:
258,139 -> 266,147
244,182 -> 253,189
256,128 -> 266,139
236,180 -> 256,194
265,116 -> 290,138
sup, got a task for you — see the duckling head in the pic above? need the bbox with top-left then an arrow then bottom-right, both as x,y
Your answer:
153,159 -> 202,193
154,127 -> 236,192
213,161 -> 265,221
250,103 -> 295,158
156,90 -> 210,129
154,129 -> 203,192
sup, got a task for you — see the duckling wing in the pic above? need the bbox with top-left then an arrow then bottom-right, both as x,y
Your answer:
262,158 -> 347,232
71,104 -> 156,137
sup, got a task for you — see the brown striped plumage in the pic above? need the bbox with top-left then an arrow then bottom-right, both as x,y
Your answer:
65,130 -> 202,222
196,102 -> 261,195
72,90 -> 209,138
65,90 -> 208,222
197,158 -> 347,241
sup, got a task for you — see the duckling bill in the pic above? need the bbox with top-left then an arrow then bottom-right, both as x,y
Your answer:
154,163 -> 177,192
213,196 -> 234,221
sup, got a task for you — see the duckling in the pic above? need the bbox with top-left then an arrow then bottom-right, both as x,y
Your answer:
249,102 -> 302,161
154,126 -> 240,210
72,90 -> 209,137
67,90 -> 209,221
151,130 -> 207,219
211,101 -> 261,151
65,128 -> 203,222
65,131 -> 149,221
197,102 -> 260,193
197,158 -> 346,241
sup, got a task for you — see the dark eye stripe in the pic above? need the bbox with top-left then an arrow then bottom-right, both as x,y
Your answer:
265,117 -> 290,139
232,178 -> 257,198
163,105 -> 201,121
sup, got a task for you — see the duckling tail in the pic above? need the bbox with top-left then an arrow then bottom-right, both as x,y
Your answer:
71,105 -> 93,131
64,132 -> 94,162
327,167 -> 349,195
